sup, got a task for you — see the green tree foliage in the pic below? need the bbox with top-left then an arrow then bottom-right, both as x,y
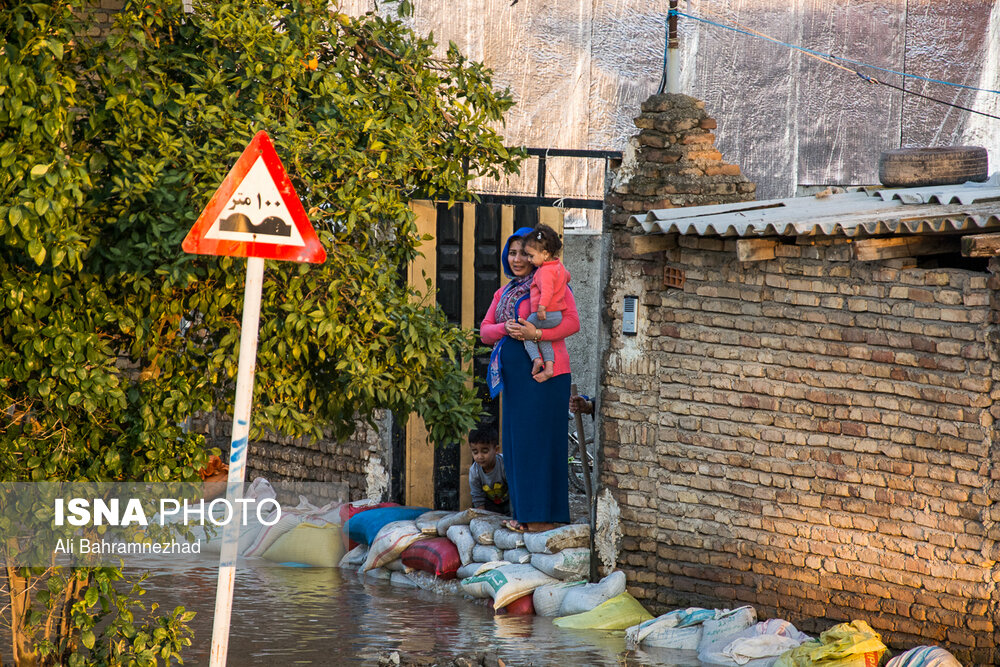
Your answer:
1,0 -> 520,662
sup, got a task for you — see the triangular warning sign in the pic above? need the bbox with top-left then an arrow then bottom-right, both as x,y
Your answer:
182,131 -> 326,264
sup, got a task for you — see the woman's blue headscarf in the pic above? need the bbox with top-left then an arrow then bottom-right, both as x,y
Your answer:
501,226 -> 536,278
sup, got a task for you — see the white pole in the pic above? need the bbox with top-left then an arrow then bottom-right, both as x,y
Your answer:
209,256 -> 265,667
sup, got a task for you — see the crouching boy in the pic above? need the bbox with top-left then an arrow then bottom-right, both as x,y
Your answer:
468,425 -> 509,516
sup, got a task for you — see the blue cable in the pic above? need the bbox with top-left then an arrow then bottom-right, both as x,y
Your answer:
670,9 -> 1000,96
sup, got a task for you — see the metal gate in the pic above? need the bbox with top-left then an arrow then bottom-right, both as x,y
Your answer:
395,148 -> 620,510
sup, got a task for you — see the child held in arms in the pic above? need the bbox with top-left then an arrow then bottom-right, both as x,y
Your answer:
521,223 -> 571,382
468,424 -> 509,515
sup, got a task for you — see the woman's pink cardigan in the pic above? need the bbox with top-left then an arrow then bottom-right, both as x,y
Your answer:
480,286 -> 580,377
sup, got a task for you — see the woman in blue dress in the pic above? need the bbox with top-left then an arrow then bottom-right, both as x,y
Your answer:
480,227 -> 580,532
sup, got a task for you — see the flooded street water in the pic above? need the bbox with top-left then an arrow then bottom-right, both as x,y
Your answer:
134,560 -> 703,667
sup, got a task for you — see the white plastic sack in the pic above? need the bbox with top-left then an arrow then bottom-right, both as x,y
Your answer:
446,525 -> 476,566
456,560 -> 509,580
524,523 -> 590,554
625,607 -> 718,650
697,606 -> 758,666
533,580 -> 586,617
416,510 -> 452,534
361,520 -> 427,571
720,620 -> 811,666
531,548 -> 591,580
469,516 -> 505,545
460,563 -> 557,607
390,571 -> 418,588
503,548 -> 531,564
560,570 -> 626,616
435,508 -> 496,536
339,544 -> 369,570
886,646 -> 962,667
243,511 -> 305,557
493,527 -> 526,550
358,566 -> 392,582
472,544 -> 503,563
383,558 -> 411,573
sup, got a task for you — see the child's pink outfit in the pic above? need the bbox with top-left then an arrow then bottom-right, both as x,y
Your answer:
524,259 -> 571,369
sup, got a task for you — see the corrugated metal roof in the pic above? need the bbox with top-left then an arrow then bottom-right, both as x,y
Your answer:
630,173 -> 1000,238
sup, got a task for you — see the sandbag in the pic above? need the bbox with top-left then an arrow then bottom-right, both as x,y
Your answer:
530,548 -> 591,580
885,647 -> 961,667
384,558 -> 411,573
470,516 -> 506,545
415,510 -> 452,535
716,619 -> 812,667
532,580 -> 586,617
361,520 -> 428,571
338,500 -> 400,549
446,525 -> 476,566
456,561 -> 509,580
358,566 -> 392,582
261,521 -> 344,567
401,537 -> 461,579
243,511 -> 305,558
460,563 -> 557,608
625,606 -> 719,650
347,506 -> 430,546
435,508 -> 496,536
560,570 -> 626,616
339,544 -> 368,570
553,591 -> 653,630
193,518 -> 264,556
774,621 -> 886,667
698,606 -> 758,665
472,544 -> 503,563
496,593 -> 534,616
503,548 -> 531,564
390,571 -> 418,588
493,527 -> 525,550
523,523 -> 590,554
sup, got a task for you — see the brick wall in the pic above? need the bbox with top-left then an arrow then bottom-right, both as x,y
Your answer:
192,410 -> 391,504
602,94 -> 999,663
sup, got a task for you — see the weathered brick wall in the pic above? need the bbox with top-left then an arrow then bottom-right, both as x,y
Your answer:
193,411 -> 391,503
602,93 -> 1000,663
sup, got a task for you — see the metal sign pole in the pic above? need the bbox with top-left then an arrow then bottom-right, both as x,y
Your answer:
209,256 -> 265,667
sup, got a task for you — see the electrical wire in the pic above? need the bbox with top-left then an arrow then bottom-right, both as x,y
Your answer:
671,9 -> 1000,96
669,8 -> 1000,123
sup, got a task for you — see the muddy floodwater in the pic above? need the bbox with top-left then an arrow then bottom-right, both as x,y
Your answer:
133,560 -> 703,666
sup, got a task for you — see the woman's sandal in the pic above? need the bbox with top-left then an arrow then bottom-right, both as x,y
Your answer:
502,519 -> 526,533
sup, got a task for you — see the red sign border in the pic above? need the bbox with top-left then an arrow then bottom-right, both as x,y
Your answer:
182,131 -> 326,264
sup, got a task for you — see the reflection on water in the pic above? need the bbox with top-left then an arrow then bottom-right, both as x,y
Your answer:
132,559 -> 704,666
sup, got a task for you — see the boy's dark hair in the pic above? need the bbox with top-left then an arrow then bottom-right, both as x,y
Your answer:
468,424 -> 499,448
525,223 -> 562,257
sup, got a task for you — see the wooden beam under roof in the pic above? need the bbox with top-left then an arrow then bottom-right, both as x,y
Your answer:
631,233 -> 677,255
736,238 -> 778,262
853,236 -> 959,261
961,232 -> 1000,257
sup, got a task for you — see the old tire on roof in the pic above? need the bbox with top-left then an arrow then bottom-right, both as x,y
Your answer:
878,146 -> 988,187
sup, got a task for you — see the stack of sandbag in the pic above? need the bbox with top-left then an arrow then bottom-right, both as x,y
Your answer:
774,620 -> 887,667
534,570 -> 625,617
524,523 -> 592,581
191,478 -> 347,568
460,563 -> 557,614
